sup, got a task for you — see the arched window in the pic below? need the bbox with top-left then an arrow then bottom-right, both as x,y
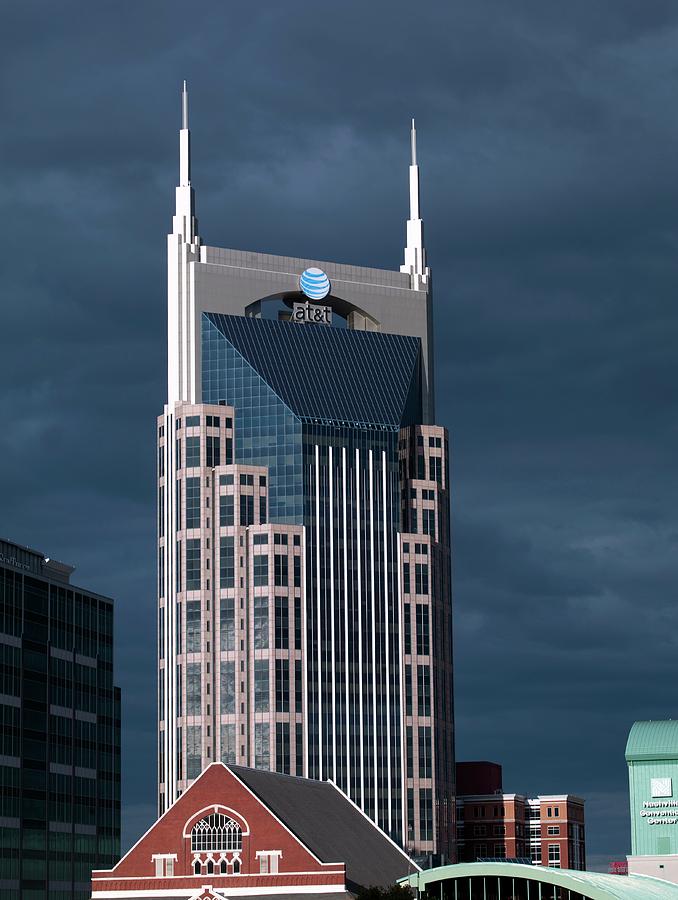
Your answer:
233,858 -> 241,874
220,859 -> 228,874
207,860 -> 214,874
191,813 -> 243,853
193,859 -> 201,874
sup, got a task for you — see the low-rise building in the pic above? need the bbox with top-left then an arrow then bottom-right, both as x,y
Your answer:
456,761 -> 585,870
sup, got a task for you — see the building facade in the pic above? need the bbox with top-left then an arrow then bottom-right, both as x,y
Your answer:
455,763 -> 585,870
626,719 -> 678,883
91,762 -> 416,899
157,85 -> 454,856
0,537 -> 120,900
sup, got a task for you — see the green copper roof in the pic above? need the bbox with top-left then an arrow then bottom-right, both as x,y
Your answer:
401,862 -> 678,899
626,721 -> 678,762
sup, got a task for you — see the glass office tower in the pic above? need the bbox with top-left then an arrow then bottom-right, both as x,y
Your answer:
0,538 -> 120,900
158,86 -> 454,857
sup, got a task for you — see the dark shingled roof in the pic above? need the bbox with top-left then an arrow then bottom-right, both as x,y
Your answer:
228,765 -> 417,893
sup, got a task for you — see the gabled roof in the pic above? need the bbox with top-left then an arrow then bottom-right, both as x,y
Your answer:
228,765 -> 417,893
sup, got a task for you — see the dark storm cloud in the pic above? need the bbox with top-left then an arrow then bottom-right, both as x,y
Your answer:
1,0 -> 677,868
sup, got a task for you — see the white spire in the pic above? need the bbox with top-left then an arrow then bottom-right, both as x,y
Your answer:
173,80 -> 198,242
400,118 -> 429,288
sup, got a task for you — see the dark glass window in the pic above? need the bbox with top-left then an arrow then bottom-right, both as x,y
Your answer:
275,659 -> 289,712
186,436 -> 200,468
418,726 -> 432,778
406,726 -> 413,778
158,487 -> 165,538
225,437 -> 233,464
422,508 -> 435,541
415,563 -> 429,595
294,596 -> 302,649
429,456 -> 442,483
206,435 -> 220,468
220,494 -> 234,527
276,721 -> 290,774
405,664 -> 412,716
417,665 -> 431,716
240,494 -> 254,526
259,496 -> 267,523
420,788 -> 433,841
187,725 -> 201,778
293,556 -> 301,588
185,477 -> 201,529
175,439 -> 181,469
404,604 -> 411,655
274,554 -> 288,587
275,597 -> 289,650
295,722 -> 303,776
253,554 -> 268,587
186,415 -> 200,427
403,562 -> 411,594
295,659 -> 302,712
416,604 -> 430,656
186,539 -> 201,590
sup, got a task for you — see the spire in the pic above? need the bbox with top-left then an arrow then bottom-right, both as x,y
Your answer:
400,118 -> 428,287
173,80 -> 198,243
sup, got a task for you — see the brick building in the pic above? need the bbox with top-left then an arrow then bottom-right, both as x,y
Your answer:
455,762 -> 585,870
91,762 -> 416,899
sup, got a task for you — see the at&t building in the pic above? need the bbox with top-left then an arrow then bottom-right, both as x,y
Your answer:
157,85 -> 454,857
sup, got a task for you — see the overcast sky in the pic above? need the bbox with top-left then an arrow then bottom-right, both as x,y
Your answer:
2,0 -> 678,871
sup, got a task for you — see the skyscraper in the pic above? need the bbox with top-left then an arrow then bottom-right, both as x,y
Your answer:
0,537 -> 120,899
157,84 -> 454,857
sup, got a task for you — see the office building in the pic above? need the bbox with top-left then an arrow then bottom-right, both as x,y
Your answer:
0,537 -> 120,900
91,762 -> 416,898
157,84 -> 454,856
627,719 -> 678,883
456,762 -> 585,870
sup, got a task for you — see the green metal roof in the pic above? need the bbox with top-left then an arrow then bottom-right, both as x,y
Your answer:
400,862 -> 678,899
626,721 -> 678,762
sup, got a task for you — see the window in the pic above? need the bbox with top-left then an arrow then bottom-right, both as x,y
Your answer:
404,604 -> 411,654
422,508 -> 435,541
429,456 -> 442,483
405,664 -> 412,715
186,415 -> 200,427
259,496 -> 267,523
406,726 -> 413,778
240,473 -> 254,485
175,438 -> 181,469
220,661 -> 235,714
186,601 -> 201,653
253,533 -> 268,545
253,554 -> 268,587
220,597 -> 235,651
186,724 -> 201,779
548,825 -> 560,835
274,554 -> 288,587
294,596 -> 302,649
295,659 -> 302,713
220,494 -> 234,527
419,788 -> 433,842
276,659 -> 290,712
186,539 -> 201,590
276,721 -> 290,773
494,844 -> 506,858
554,806 -> 560,817
415,603 -> 430,655
206,435 -> 220,467
191,813 -> 242,852
418,726 -> 432,778
220,537 -> 234,588
254,660 -> 269,712
186,436 -> 200,468
240,494 -> 254,526
493,825 -> 505,836
158,486 -> 165,537
275,597 -> 289,649
186,662 -> 201,715
403,562 -> 411,594
293,555 -> 301,588
255,721 -> 270,767
548,843 -> 561,867
185,477 -> 200,529
417,665 -> 431,716
415,563 -> 429,595
473,824 -> 487,837
254,596 -> 269,649
220,723 -> 236,764
220,474 -> 234,486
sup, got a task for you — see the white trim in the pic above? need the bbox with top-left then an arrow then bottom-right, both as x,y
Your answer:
397,535 -> 406,845
328,445 -> 337,783
369,448 -> 377,823
93,869 -> 344,882
355,447 -> 364,808
182,804 -> 251,838
255,850 -> 283,858
342,446 -> 349,796
382,450 -> 392,830
151,853 -> 179,861
92,886 -> 346,898
301,524 -> 309,779
315,444 -> 322,780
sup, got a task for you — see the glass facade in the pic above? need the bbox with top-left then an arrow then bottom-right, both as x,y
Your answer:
0,539 -> 120,900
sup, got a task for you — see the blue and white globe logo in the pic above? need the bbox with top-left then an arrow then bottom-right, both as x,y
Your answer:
299,267 -> 331,301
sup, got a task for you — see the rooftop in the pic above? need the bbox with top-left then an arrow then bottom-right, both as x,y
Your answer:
626,721 -> 678,762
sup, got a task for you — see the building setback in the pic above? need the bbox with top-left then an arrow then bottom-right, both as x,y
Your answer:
0,537 -> 120,900
157,85 -> 455,856
91,761 -> 417,898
